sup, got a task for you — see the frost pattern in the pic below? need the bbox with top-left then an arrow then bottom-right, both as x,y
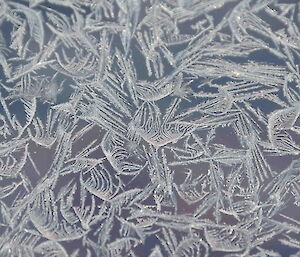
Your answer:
0,0 -> 300,256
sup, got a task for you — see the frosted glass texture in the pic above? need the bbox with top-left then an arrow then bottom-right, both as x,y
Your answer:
0,0 -> 299,256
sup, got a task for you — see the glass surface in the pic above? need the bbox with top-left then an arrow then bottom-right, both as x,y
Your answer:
0,0 -> 299,256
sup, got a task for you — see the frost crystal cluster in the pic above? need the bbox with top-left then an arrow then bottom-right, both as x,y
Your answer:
0,0 -> 300,256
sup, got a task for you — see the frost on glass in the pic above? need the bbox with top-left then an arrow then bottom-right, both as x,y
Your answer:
0,0 -> 299,256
